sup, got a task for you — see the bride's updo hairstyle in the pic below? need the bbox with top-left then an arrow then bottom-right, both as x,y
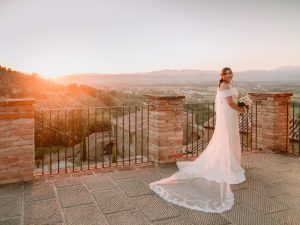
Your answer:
218,67 -> 232,88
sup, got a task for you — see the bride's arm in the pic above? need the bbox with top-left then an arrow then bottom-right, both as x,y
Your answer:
219,83 -> 244,113
223,96 -> 244,113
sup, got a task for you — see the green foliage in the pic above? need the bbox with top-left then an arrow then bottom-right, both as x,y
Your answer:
290,103 -> 300,118
97,93 -> 115,106
0,65 -> 64,98
66,83 -> 79,95
185,103 -> 215,125
35,146 -> 65,160
34,108 -> 113,150
65,83 -> 98,97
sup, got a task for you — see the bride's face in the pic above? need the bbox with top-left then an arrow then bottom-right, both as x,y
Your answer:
223,70 -> 233,82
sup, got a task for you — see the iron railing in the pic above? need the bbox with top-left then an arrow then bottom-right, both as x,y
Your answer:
182,103 -> 215,157
183,102 -> 256,157
34,100 -> 300,175
289,101 -> 300,155
183,101 -> 300,157
34,105 -> 151,175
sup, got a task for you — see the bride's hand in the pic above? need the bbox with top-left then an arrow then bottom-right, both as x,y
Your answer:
238,107 -> 245,113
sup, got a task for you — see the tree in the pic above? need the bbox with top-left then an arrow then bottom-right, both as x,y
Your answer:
32,72 -> 40,78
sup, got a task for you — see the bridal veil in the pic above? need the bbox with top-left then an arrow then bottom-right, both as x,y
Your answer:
149,87 -> 246,213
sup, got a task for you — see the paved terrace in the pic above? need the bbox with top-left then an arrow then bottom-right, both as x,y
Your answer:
1,151 -> 300,225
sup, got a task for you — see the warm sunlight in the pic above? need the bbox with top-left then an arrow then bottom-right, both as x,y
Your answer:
1,0 -> 299,77
1,1 -> 300,224
38,71 -> 63,79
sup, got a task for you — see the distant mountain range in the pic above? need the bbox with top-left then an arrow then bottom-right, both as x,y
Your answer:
55,65 -> 300,86
0,66 -> 122,108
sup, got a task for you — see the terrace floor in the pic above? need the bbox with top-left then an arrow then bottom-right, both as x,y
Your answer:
1,150 -> 300,225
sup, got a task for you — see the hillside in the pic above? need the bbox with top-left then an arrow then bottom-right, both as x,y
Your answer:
0,66 -> 140,109
55,66 -> 300,88
0,66 -> 64,99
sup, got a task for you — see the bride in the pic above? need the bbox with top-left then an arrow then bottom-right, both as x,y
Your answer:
149,67 -> 246,213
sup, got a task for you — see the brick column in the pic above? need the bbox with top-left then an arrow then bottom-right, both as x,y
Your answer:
145,95 -> 185,164
248,92 -> 293,153
0,98 -> 35,184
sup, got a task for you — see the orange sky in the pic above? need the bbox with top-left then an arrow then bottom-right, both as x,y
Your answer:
0,0 -> 299,78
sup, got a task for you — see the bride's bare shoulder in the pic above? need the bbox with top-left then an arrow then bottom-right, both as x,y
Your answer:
219,82 -> 231,91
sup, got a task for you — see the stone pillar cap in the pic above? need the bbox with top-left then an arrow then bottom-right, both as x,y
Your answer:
248,92 -> 293,97
144,95 -> 185,100
0,98 -> 35,106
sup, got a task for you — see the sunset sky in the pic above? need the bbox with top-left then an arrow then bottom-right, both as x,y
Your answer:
0,0 -> 299,78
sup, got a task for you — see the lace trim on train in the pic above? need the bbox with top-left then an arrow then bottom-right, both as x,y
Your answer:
149,182 -> 234,213
149,172 -> 246,213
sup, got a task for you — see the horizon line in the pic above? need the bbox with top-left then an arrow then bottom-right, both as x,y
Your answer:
1,64 -> 300,78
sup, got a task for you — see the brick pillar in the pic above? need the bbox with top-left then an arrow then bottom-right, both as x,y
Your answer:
145,95 -> 185,164
0,98 -> 35,184
248,92 -> 293,153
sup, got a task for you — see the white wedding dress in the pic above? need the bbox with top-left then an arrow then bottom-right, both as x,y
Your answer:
149,87 -> 246,213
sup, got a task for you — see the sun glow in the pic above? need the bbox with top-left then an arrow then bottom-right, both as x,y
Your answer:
39,73 -> 63,80
0,1 -> 299,76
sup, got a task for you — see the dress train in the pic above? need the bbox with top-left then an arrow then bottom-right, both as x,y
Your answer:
149,87 -> 246,213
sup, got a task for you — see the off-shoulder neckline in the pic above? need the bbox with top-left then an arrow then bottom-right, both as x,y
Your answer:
218,87 -> 235,92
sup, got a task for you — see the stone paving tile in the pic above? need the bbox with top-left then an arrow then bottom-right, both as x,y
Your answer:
156,164 -> 179,175
83,175 -> 117,191
245,177 -> 287,197
231,179 -> 249,191
276,181 -> 300,197
243,160 -> 266,169
105,210 -> 151,225
92,189 -> 135,214
133,168 -> 166,184
57,185 -> 93,208
279,170 -> 300,182
267,210 -> 300,225
152,216 -> 194,225
222,204 -> 277,225
1,152 -> 300,225
0,183 -> 22,197
63,204 -> 109,225
131,194 -> 180,221
114,165 -> 139,172
259,153 -> 300,164
234,189 -> 288,214
0,196 -> 21,219
107,171 -> 137,180
241,160 -> 258,169
241,152 -> 266,161
273,194 -> 300,212
244,169 -> 253,179
0,217 -> 21,225
54,177 -> 83,188
24,199 -> 64,225
116,177 -> 153,197
271,162 -> 298,173
242,160 -> 296,173
270,163 -> 294,173
246,168 -> 288,184
174,205 -> 231,225
24,182 -> 56,202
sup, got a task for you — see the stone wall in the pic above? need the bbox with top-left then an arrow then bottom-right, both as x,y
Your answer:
248,92 -> 293,152
67,132 -> 115,161
111,109 -> 149,160
145,95 -> 185,164
0,92 -> 295,184
0,98 -> 35,184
